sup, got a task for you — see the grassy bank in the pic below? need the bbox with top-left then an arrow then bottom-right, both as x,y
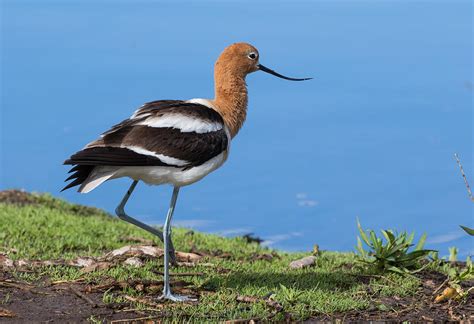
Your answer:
0,191 -> 471,322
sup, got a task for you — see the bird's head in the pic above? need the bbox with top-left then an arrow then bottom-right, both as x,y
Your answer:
215,42 -> 312,81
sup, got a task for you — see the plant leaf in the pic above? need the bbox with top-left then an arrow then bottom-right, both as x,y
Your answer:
357,218 -> 371,246
387,266 -> 406,274
385,230 -> 396,243
356,236 -> 367,257
398,249 -> 433,262
415,233 -> 427,251
460,225 -> 474,236
370,231 -> 380,252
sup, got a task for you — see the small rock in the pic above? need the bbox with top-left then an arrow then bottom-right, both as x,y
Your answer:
0,254 -> 14,268
81,261 -> 111,273
423,279 -> 436,289
15,260 -> 28,267
69,257 -> 95,268
175,251 -> 202,262
289,256 -> 317,269
123,257 -> 144,267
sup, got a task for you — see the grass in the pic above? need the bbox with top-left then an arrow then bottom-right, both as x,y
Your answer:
0,193 -> 423,321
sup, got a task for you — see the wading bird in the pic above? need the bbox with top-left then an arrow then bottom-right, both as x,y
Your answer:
63,43 -> 311,301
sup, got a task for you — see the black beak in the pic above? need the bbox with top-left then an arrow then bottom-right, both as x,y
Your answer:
257,64 -> 312,81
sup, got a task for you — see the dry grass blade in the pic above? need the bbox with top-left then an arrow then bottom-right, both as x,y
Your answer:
177,262 -> 215,267
454,153 -> 474,202
152,271 -> 205,277
123,295 -> 163,308
432,278 -> 450,296
0,308 -> 16,318
51,278 -> 86,285
0,280 -> 34,290
110,315 -> 162,323
236,295 -> 259,303
224,319 -> 258,324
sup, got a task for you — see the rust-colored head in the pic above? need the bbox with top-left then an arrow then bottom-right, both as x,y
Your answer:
215,43 -> 260,78
212,42 -> 311,138
214,42 -> 312,81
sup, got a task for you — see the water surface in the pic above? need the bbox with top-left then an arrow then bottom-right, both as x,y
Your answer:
1,1 -> 472,256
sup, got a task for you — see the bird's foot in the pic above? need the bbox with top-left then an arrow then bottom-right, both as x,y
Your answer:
158,292 -> 197,302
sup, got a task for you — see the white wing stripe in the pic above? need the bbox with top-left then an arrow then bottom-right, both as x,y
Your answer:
123,145 -> 189,167
186,98 -> 217,110
136,114 -> 222,133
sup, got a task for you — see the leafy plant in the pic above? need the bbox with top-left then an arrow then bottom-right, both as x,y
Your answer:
355,219 -> 435,274
449,258 -> 473,286
448,247 -> 458,262
278,283 -> 304,305
435,257 -> 474,302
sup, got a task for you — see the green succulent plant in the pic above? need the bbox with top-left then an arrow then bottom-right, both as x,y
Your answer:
356,219 -> 435,274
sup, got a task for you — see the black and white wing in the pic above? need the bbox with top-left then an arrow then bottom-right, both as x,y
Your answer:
63,100 -> 229,191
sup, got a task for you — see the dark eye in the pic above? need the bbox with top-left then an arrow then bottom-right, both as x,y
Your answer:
248,52 -> 257,60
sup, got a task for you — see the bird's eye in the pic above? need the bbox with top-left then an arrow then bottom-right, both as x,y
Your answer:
248,52 -> 257,60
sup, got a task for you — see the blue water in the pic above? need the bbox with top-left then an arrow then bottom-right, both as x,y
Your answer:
1,1 -> 472,256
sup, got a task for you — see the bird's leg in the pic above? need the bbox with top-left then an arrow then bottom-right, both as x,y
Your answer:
115,180 -> 177,265
159,186 -> 196,302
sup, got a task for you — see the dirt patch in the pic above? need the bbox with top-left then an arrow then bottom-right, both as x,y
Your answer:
1,268 -> 472,322
311,270 -> 474,322
0,280 -> 162,322
0,189 -> 109,216
0,190 -> 37,206
0,270 -> 194,323
0,245 -> 206,322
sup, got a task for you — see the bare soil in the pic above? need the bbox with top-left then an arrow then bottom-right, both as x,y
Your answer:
1,268 -> 472,323
0,282 -> 139,323
0,270 -> 188,323
0,189 -> 106,216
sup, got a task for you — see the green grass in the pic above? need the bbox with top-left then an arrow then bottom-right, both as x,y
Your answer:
0,193 -> 422,321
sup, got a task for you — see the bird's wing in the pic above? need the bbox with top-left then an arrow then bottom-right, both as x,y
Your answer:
64,100 -> 229,169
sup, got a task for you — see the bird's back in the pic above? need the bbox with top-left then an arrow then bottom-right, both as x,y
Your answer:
63,100 -> 230,192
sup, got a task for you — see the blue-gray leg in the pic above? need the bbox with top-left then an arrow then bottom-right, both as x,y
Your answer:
160,186 -> 196,302
115,180 -> 176,265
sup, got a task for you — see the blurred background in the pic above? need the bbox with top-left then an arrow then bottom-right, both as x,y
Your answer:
1,1 -> 472,256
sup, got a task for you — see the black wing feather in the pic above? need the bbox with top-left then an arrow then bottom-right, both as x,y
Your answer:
64,146 -> 174,167
61,165 -> 94,192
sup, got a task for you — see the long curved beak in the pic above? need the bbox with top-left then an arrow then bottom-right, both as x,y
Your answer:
257,64 -> 312,81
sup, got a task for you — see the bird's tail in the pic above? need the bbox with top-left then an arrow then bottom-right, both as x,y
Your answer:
62,165 -> 116,193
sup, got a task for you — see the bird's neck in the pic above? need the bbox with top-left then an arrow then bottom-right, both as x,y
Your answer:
212,73 -> 248,138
